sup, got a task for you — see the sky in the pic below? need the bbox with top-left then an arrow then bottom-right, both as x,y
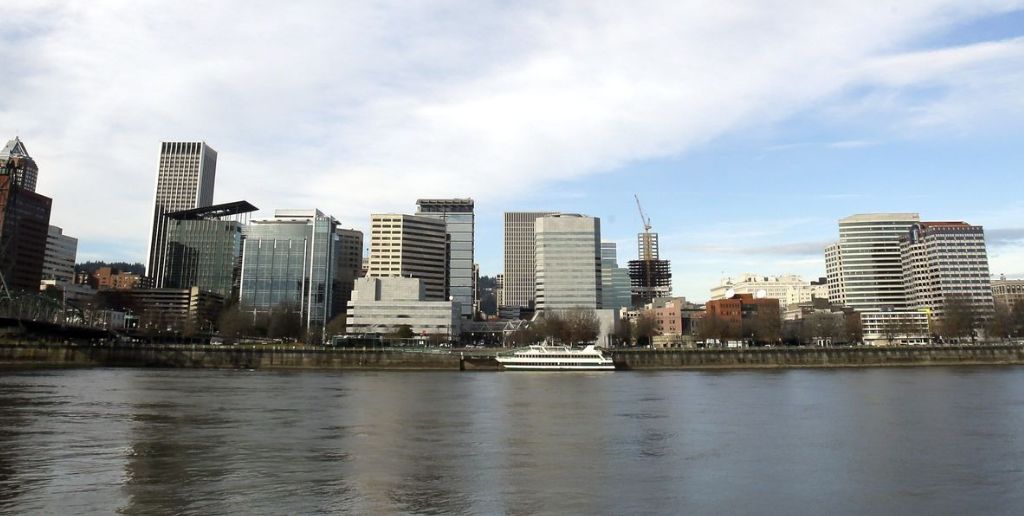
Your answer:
2,0 -> 1023,301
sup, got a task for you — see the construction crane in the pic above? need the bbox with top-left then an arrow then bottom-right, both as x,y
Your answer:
634,194 -> 654,302
634,194 -> 653,261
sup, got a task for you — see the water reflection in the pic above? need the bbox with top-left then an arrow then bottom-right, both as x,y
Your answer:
0,367 -> 1023,514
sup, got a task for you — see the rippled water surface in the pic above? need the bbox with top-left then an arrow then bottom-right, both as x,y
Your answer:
2,366 -> 1024,515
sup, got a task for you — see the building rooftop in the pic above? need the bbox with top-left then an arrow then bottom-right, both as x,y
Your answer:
166,200 -> 257,220
840,213 -> 920,223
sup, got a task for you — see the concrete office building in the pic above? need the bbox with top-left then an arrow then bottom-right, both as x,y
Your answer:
346,277 -> 460,338
1,140 -> 51,293
600,242 -> 632,312
502,211 -> 556,311
41,225 -> 77,285
97,287 -> 223,334
240,209 -> 337,330
147,141 -> 217,284
711,273 -> 827,311
367,214 -> 447,301
416,199 -> 475,318
826,213 -> 920,311
535,214 -> 601,310
332,227 -> 364,320
901,221 -> 994,320
163,201 -> 256,299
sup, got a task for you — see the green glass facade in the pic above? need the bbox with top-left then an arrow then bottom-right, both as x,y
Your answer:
164,219 -> 244,298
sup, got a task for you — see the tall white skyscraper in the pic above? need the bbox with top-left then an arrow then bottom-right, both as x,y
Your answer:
416,199 -> 475,318
502,211 -> 556,310
535,214 -> 601,311
901,221 -> 994,319
825,213 -> 919,311
147,141 -> 217,283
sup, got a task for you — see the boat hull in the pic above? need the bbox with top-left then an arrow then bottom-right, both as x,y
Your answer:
497,361 -> 615,371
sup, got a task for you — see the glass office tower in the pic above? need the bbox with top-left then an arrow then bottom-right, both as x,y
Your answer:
240,209 -> 338,330
163,201 -> 256,299
416,199 -> 475,318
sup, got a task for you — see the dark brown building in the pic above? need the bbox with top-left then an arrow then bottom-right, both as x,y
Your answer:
0,174 -> 52,293
708,292 -> 778,323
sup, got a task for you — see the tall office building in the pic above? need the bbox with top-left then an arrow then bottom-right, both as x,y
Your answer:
1,139 -> 51,293
41,225 -> 78,285
416,199 -> 475,318
367,214 -> 447,301
240,209 -> 337,330
163,201 -> 256,299
332,228 -> 364,320
600,242 -> 632,312
901,221 -> 994,320
147,141 -> 217,285
0,137 -> 37,192
535,214 -> 601,310
825,213 -> 919,311
502,211 -> 556,311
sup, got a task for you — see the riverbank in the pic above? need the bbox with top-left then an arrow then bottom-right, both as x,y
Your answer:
2,342 -> 1024,371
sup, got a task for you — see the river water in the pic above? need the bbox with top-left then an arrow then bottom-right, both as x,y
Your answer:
1,366 -> 1023,515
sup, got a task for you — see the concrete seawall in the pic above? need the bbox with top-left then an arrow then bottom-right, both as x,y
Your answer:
2,343 -> 1023,371
612,345 -> 1024,370
0,343 -> 461,370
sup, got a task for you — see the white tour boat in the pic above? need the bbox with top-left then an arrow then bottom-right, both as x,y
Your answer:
495,344 -> 615,371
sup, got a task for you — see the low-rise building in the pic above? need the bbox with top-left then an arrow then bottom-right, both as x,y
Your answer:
346,277 -> 460,339
96,287 -> 223,334
92,267 -> 146,290
711,273 -> 827,311
860,310 -> 930,346
991,277 -> 1024,310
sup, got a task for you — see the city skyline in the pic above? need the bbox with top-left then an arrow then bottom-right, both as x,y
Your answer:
2,2 -> 1023,301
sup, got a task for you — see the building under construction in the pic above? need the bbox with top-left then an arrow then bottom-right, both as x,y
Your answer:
630,197 -> 672,307
628,237 -> 672,307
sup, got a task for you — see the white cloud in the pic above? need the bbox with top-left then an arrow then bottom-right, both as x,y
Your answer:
1,0 -> 1022,265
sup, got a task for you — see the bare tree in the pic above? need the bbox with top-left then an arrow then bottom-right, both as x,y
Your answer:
567,309 -> 601,344
1013,301 -> 1024,338
802,312 -> 838,345
840,312 -> 863,345
324,313 -> 347,339
986,304 -> 1013,342
938,295 -> 977,343
506,326 -> 540,347
634,311 -> 659,347
267,303 -> 303,340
